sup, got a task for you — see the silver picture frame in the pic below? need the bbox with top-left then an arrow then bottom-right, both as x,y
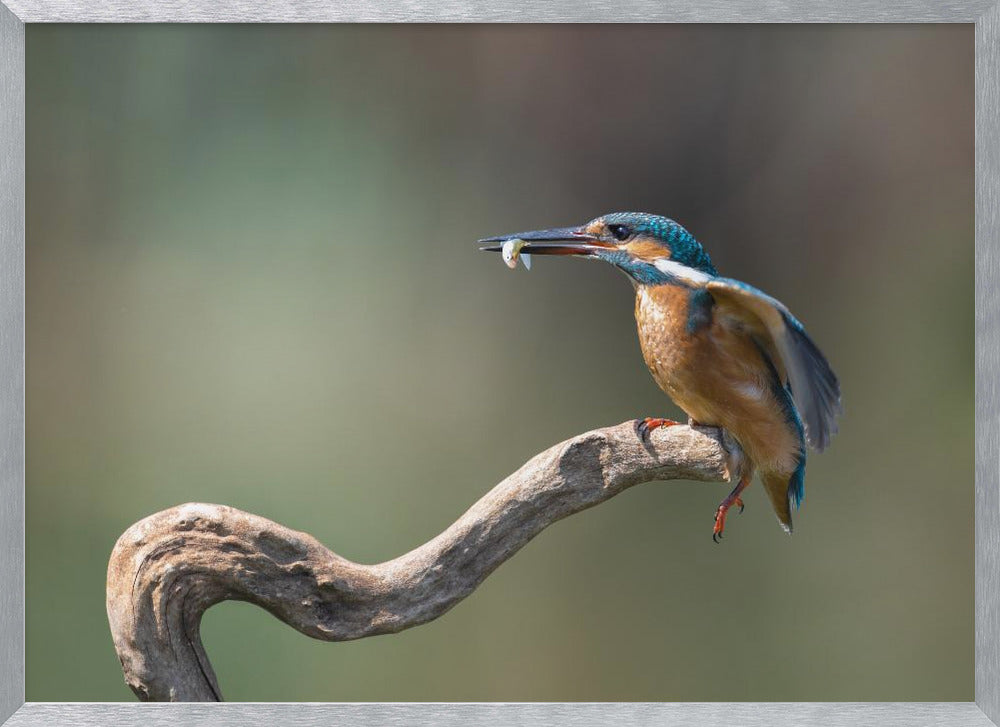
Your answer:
1,2 -> 996,725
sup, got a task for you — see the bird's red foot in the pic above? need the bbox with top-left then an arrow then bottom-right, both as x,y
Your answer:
712,497 -> 745,543
637,417 -> 681,442
712,476 -> 751,543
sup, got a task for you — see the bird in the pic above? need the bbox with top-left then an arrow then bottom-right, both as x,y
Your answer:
480,212 -> 841,541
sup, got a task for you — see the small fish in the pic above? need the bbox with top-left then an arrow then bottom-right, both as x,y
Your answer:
502,238 -> 532,270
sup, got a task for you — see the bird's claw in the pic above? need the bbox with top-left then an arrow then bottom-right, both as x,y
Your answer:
636,417 -> 680,443
712,496 -> 744,543
712,509 -> 725,543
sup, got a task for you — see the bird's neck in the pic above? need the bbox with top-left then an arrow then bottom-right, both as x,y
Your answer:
605,251 -> 715,288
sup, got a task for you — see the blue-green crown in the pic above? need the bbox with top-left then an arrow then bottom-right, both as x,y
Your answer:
601,212 -> 717,276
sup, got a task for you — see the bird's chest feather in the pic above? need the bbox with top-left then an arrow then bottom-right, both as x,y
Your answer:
634,284 -> 796,469
634,284 -> 714,398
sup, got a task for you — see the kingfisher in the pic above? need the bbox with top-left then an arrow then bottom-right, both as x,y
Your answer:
480,212 -> 841,541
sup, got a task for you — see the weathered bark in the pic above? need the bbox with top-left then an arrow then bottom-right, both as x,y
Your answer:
106,420 -> 733,701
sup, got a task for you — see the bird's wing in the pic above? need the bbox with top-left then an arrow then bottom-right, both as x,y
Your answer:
706,277 -> 842,451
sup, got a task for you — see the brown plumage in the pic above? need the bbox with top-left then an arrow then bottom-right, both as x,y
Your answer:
635,284 -> 802,529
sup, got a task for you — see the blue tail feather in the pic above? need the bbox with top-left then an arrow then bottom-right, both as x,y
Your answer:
788,453 -> 806,509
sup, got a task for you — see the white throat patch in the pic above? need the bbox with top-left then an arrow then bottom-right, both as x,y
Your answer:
653,258 -> 712,285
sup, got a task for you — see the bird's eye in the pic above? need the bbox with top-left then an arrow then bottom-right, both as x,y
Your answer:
609,224 -> 631,241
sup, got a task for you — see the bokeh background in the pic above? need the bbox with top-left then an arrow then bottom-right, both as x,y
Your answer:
26,24 -> 973,701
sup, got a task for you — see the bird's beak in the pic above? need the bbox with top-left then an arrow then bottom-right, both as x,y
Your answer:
478,226 -> 613,256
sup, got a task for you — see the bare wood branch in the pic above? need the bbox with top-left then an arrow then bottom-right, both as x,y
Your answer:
106,421 -> 732,702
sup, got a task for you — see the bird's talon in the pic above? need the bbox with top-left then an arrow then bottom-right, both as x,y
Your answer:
637,417 -> 680,443
710,476 -> 750,541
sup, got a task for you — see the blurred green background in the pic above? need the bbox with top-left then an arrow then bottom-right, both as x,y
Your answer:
26,24 -> 973,702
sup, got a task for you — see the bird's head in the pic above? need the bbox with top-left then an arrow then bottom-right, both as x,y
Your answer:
479,212 -> 717,286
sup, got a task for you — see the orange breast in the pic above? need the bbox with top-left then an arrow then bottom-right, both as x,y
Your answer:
634,284 -> 800,474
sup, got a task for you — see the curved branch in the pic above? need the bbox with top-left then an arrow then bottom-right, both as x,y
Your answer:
106,420 -> 733,701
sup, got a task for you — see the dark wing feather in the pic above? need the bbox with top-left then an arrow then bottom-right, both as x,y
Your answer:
706,278 -> 842,451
